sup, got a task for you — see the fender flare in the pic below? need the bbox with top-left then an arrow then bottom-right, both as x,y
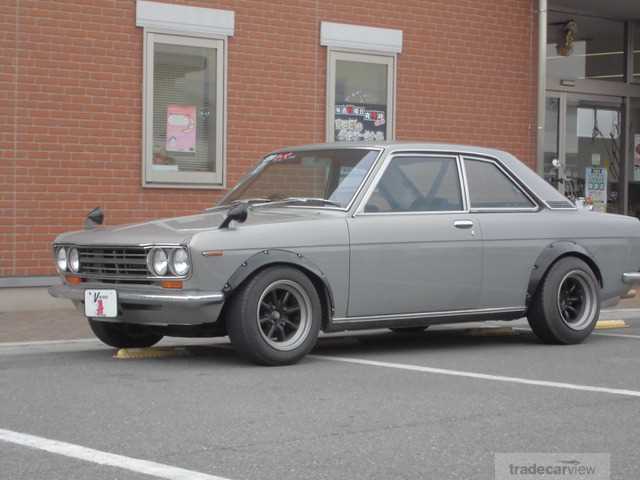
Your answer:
222,249 -> 335,317
526,241 -> 603,305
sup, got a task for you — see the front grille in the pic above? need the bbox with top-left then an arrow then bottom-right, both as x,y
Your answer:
78,246 -> 150,282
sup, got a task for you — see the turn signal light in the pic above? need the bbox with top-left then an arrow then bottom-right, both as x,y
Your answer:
65,275 -> 82,285
160,280 -> 183,289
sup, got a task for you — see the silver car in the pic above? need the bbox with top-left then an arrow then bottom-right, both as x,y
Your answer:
49,142 -> 640,365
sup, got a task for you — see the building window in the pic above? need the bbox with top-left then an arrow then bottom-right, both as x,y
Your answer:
143,33 -> 224,187
327,51 -> 395,142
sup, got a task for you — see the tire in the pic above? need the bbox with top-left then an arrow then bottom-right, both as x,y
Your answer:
226,266 -> 322,365
389,326 -> 428,334
88,319 -> 163,348
527,256 -> 600,344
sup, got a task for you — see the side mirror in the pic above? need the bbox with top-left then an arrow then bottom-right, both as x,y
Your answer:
219,203 -> 248,229
84,207 -> 104,230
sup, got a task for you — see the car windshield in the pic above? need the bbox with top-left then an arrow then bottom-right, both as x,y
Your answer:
219,148 -> 380,208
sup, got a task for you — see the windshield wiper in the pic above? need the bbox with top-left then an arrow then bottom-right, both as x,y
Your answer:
279,197 -> 342,208
229,198 -> 273,206
208,198 -> 272,211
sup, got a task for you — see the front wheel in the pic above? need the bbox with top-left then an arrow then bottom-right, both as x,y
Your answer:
527,257 -> 600,344
88,319 -> 163,348
226,266 -> 322,365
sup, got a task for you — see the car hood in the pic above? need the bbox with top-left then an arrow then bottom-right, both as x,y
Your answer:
54,207 -> 344,246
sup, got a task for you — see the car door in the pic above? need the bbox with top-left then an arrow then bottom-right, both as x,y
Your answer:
346,153 -> 483,318
462,155 -> 545,309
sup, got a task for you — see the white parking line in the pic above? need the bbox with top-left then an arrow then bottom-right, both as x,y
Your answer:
0,338 -> 98,348
594,332 -> 640,340
0,428 -> 230,480
600,308 -> 640,316
310,355 -> 640,399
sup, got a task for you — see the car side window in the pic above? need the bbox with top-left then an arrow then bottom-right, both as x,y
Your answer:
464,158 -> 535,209
364,156 -> 463,213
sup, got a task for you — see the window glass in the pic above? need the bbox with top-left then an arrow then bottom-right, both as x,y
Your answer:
546,12 -> 625,83
465,159 -> 534,209
145,34 -> 224,186
153,43 -> 216,172
330,52 -> 393,142
220,149 -> 379,208
365,157 -> 463,213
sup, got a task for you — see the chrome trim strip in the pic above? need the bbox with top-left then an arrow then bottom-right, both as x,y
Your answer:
54,243 -> 185,248
49,284 -> 224,306
119,291 -> 224,305
458,153 -> 472,211
622,272 -> 640,284
333,306 -> 525,323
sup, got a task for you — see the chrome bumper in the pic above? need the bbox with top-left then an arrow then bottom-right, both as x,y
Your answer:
48,284 -> 224,308
622,272 -> 640,284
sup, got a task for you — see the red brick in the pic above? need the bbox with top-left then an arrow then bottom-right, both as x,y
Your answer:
2,0 -> 537,276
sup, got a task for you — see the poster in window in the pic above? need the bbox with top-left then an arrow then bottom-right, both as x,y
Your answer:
166,105 -> 197,153
334,103 -> 386,142
585,166 -> 607,213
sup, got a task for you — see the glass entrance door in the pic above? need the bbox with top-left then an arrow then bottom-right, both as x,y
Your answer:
544,93 -> 623,213
629,98 -> 640,218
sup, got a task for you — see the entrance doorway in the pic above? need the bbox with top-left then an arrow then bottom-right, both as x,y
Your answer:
543,93 -> 624,213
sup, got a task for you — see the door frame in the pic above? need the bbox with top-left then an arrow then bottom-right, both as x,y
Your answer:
543,90 -> 627,210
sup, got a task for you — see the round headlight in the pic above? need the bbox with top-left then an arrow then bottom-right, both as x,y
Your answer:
56,247 -> 67,272
148,248 -> 168,276
68,247 -> 80,273
170,248 -> 190,276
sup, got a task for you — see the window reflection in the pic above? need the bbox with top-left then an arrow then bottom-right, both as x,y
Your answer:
547,12 -> 625,82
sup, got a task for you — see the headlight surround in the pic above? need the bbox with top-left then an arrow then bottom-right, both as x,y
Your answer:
170,248 -> 191,276
56,247 -> 68,272
148,248 -> 169,276
68,247 -> 80,273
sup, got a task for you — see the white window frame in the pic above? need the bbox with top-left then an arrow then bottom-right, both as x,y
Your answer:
326,49 -> 396,143
142,32 -> 225,188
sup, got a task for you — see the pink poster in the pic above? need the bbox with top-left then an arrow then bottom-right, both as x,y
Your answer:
166,105 -> 196,153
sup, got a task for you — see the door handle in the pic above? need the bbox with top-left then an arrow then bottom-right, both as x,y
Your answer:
453,220 -> 474,229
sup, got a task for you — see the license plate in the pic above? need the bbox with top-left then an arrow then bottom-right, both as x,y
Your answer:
84,289 -> 118,318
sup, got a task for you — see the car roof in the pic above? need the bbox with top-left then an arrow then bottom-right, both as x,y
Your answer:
273,141 -> 575,210
274,141 -> 508,158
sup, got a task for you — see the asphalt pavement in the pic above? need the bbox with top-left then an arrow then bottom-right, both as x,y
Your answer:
1,305 -> 639,480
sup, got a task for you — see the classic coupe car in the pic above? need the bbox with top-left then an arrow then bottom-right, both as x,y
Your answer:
50,142 -> 640,365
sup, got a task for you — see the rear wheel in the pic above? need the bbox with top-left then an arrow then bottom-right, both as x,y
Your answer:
88,319 -> 163,348
527,257 -> 600,344
226,266 -> 322,365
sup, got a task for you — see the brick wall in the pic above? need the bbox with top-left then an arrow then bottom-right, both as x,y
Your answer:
1,0 -> 537,277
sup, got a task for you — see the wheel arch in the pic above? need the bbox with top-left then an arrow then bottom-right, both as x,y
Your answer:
223,249 -> 335,329
526,241 -> 603,306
